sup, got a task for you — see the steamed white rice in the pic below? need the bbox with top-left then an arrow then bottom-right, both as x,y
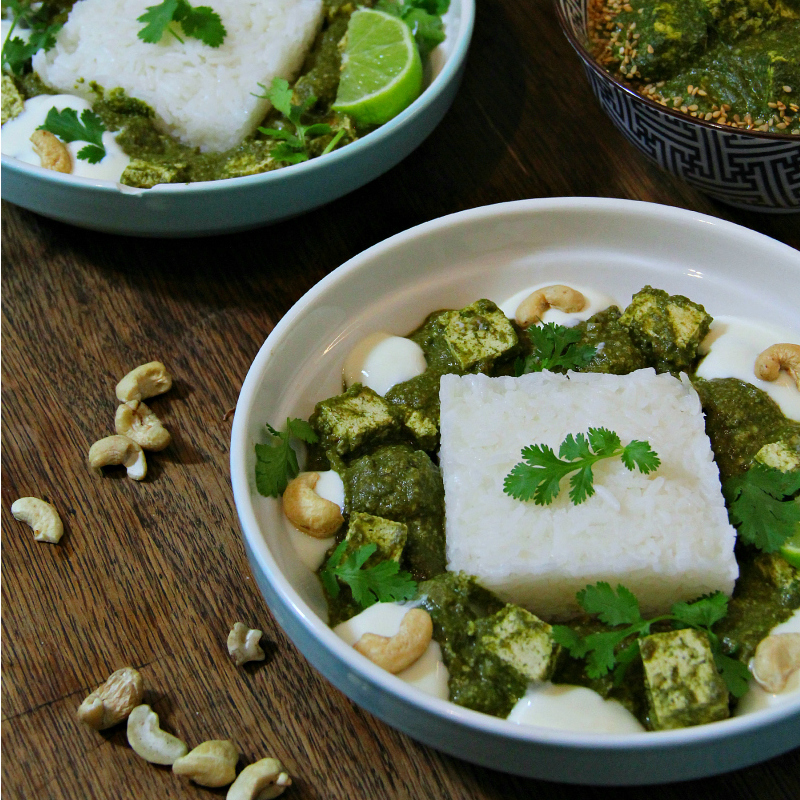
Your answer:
439,369 -> 738,620
33,0 -> 323,152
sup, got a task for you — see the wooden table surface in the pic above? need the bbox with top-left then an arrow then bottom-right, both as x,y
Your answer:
2,1 -> 799,798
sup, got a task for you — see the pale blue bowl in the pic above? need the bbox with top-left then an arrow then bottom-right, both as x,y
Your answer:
0,1 -> 473,237
230,198 -> 800,785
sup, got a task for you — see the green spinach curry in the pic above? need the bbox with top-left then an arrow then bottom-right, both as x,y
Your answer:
588,0 -> 800,134
2,0 -> 443,186
290,286 -> 800,729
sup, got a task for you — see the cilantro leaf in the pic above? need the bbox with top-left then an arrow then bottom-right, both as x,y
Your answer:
723,464 -> 800,553
515,323 -> 597,376
504,428 -> 660,506
256,78 -> 345,164
254,417 -> 318,498
557,585 -> 747,696
579,582 -> 642,627
1,0 -> 62,75
138,0 -> 226,47
375,0 -> 450,59
320,543 -> 417,609
37,107 -> 107,163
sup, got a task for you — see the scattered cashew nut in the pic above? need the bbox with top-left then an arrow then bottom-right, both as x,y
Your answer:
116,361 -> 173,403
282,472 -> 344,538
77,667 -> 144,730
227,622 -> 266,666
88,435 -> 147,480
353,608 -> 433,674
754,343 -> 800,390
515,285 -> 587,327
226,758 -> 291,800
11,497 -> 64,543
751,633 -> 800,694
30,129 -> 72,173
173,740 -> 239,787
126,704 -> 188,765
115,401 -> 171,451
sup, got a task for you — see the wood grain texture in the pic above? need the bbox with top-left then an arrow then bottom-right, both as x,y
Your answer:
2,1 -> 798,797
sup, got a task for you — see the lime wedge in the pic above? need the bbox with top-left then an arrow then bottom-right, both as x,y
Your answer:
333,9 -> 423,127
780,510 -> 800,568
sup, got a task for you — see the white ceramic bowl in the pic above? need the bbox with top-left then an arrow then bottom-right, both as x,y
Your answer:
0,1 -> 473,237
230,197 -> 800,785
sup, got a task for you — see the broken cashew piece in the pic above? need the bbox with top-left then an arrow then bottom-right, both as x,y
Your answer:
226,758 -> 291,800
116,361 -> 173,403
515,285 -> 587,327
115,401 -> 171,451
11,497 -> 64,543
282,472 -> 344,538
173,740 -> 239,788
751,633 -> 800,694
127,704 -> 188,765
227,622 -> 266,666
353,608 -> 433,674
77,666 -> 144,730
30,129 -> 72,173
88,435 -> 147,480
754,343 -> 800,390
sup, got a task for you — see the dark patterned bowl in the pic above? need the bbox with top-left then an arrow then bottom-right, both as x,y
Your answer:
554,0 -> 800,212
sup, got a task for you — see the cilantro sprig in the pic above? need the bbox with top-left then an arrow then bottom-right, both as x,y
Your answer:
504,428 -> 660,506
723,464 -> 800,553
1,0 -> 62,75
254,418 -> 318,498
37,107 -> 107,163
256,78 -> 345,164
515,323 -> 596,376
137,0 -> 226,48
376,0 -> 450,58
320,542 -> 417,609
552,582 -> 750,697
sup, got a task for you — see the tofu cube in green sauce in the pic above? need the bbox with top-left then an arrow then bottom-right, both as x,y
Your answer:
310,384 -> 400,457
442,299 -> 518,371
640,628 -> 729,730
399,407 -> 439,452
344,512 -> 407,564
619,285 -> 712,372
476,605 -> 560,683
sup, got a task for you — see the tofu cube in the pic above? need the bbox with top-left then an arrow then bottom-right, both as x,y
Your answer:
310,384 -> 400,456
344,512 -> 407,563
477,605 -> 560,682
754,552 -> 800,593
121,159 -> 190,189
640,628 -> 729,730
443,299 -> 518,371
619,285 -> 712,371
400,407 -> 439,451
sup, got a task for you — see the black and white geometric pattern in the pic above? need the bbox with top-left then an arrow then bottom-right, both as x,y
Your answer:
556,0 -> 800,212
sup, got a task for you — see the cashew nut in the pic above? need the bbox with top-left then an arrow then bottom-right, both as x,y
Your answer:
173,740 -> 239,787
227,622 -> 266,666
77,667 -> 144,730
515,285 -> 587,327
116,361 -> 173,403
115,401 -> 171,451
30,129 -> 72,173
11,497 -> 64,543
88,435 -> 147,480
226,758 -> 291,800
282,472 -> 344,538
751,633 -> 800,693
353,608 -> 433,674
126,704 -> 188,765
754,343 -> 800,390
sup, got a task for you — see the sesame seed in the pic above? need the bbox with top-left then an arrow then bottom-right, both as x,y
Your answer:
784,86 -> 793,93
688,104 -> 699,111
647,44 -> 654,54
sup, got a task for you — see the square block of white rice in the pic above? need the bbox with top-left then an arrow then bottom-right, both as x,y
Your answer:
439,369 -> 738,621
33,0 -> 323,152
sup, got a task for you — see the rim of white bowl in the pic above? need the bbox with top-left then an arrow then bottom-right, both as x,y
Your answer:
553,0 -> 800,143
230,196 -> 800,752
0,0 -> 475,195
